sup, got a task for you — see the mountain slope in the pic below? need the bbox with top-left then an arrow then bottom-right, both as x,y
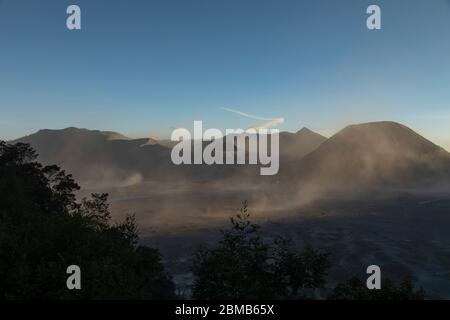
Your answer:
12,123 -> 450,190
279,127 -> 326,159
13,127 -> 173,186
293,121 -> 450,188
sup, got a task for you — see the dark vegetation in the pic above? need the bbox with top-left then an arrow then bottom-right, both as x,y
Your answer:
192,201 -> 330,299
0,142 -> 425,300
329,277 -> 425,300
192,202 -> 425,300
0,141 -> 174,299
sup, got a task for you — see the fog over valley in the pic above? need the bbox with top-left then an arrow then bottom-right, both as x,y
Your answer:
8,120 -> 450,297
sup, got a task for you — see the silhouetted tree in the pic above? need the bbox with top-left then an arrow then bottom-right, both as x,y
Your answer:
0,141 -> 174,299
328,277 -> 425,300
192,201 -> 331,299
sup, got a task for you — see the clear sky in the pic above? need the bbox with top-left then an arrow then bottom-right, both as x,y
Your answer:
0,0 -> 449,149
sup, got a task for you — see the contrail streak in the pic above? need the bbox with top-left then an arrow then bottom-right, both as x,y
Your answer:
221,107 -> 277,121
221,107 -> 284,130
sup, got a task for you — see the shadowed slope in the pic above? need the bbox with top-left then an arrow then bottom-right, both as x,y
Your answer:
293,121 -> 450,188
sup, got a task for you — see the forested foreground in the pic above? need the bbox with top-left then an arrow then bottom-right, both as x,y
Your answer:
0,141 -> 425,300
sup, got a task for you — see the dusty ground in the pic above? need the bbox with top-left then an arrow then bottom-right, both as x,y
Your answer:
95,183 -> 450,298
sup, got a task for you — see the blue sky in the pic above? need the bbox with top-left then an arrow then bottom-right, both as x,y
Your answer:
0,0 -> 449,149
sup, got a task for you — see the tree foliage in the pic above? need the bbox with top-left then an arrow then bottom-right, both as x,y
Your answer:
192,201 -> 331,299
0,141 -> 174,299
0,141 -> 428,300
328,277 -> 425,300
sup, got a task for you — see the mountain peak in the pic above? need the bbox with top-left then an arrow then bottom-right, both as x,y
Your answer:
296,127 -> 314,135
296,120 -> 450,187
33,127 -> 130,141
336,121 -> 444,152
295,127 -> 327,140
35,127 -> 93,135
342,121 -> 407,132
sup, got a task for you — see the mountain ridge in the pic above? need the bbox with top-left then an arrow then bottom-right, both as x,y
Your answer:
290,121 -> 450,188
8,122 -> 450,190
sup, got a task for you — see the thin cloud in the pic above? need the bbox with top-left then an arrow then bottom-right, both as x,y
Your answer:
221,107 -> 284,130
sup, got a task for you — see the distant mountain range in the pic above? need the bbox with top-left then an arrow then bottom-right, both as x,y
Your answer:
10,121 -> 450,191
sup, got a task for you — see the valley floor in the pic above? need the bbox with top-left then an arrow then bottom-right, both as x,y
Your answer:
81,182 -> 450,298
131,191 -> 450,298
